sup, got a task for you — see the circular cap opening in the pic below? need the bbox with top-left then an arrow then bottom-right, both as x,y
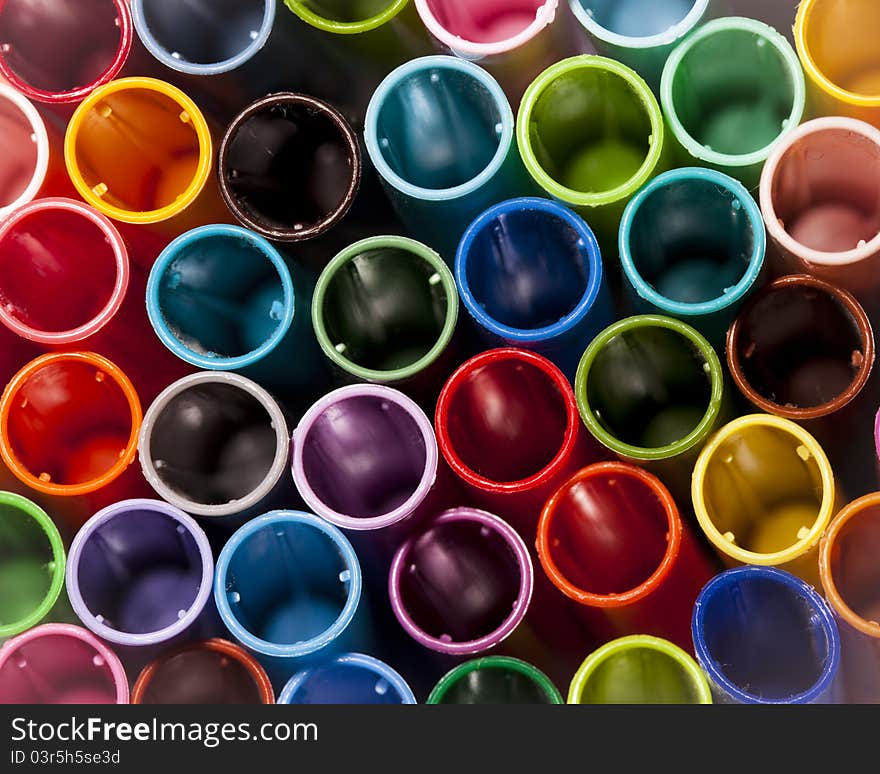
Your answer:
366,57 -> 510,200
314,237 -> 457,381
693,567 -> 839,703
620,170 -> 764,314
428,657 -> 562,704
0,493 -> 65,638
692,415 -> 834,565
539,463 -> 678,606
65,78 -> 212,224
661,18 -> 804,167
518,56 -> 663,207
576,316 -> 721,460
215,512 -> 361,658
141,373 -> 289,518
728,276 -> 873,418
67,500 -> 213,646
294,387 -> 436,531
0,352 -> 142,496
0,624 -> 127,704
0,199 -> 129,344
437,350 -> 576,488
457,198 -> 602,338
133,0 -> 273,74
0,0 -> 132,102
796,0 -> 880,105
220,94 -> 360,241
390,509 -> 532,654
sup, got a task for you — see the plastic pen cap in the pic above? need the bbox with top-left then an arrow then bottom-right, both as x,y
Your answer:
279,653 -> 415,705
0,624 -> 129,704
389,508 -> 533,655
0,0 -> 132,104
427,656 -> 562,704
0,84 -> 49,219
132,0 -> 275,76
660,17 -> 805,185
0,352 -> 142,497
692,566 -> 840,704
139,372 -> 290,520
65,77 -> 213,225
0,492 -> 65,639
692,414 -> 836,582
0,198 -> 129,345
569,635 -> 712,704
66,499 -> 214,648
292,384 -> 438,532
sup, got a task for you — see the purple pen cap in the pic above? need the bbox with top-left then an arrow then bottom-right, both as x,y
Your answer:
139,371 -> 291,521
66,499 -> 214,649
389,507 -> 533,655
292,384 -> 439,532
0,623 -> 128,704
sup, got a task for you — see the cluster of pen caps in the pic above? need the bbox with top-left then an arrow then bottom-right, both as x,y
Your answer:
2,0 -> 880,705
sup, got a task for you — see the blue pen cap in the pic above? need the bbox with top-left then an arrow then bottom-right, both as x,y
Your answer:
278,652 -> 417,705
215,511 -> 367,681
619,167 -> 765,348
456,197 -> 612,377
146,224 -> 325,391
569,0 -> 711,90
365,55 -> 532,261
692,566 -> 840,704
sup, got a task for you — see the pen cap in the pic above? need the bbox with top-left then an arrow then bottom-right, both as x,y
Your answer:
0,623 -> 128,704
140,372 -> 292,523
517,55 -> 665,248
692,414 -> 837,584
0,0 -> 132,104
427,656 -> 562,704
660,17 -> 805,187
569,0 -> 710,90
218,93 -> 361,243
66,499 -> 215,651
65,77 -> 214,226
0,492 -> 65,640
574,315 -> 725,499
0,352 -> 142,497
538,462 -> 713,650
456,197 -> 612,377
131,0 -> 275,76
759,117 -> 880,302
283,1 -> 430,69
365,55 -> 529,260
214,511 -> 364,670
619,167 -> 766,348
147,224 -> 323,391
279,653 -> 416,705
819,493 -> 880,703
0,198 -> 129,345
132,638 -> 274,704
568,635 -> 712,704
312,236 -> 458,398
0,83 -> 49,219
795,0 -> 880,125
436,348 -> 602,526
692,566 -> 840,704
414,1 -> 575,104
292,385 -> 438,532
389,507 -> 533,655
727,275 -> 874,421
